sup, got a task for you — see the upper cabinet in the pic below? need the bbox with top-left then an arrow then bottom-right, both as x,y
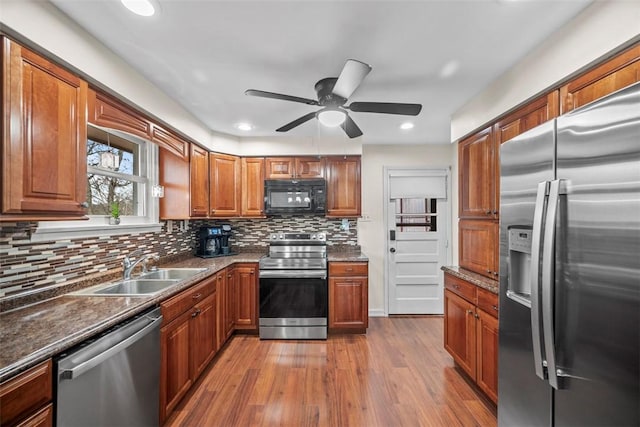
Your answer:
156,125 -> 191,220
560,44 -> 640,114
325,156 -> 361,218
241,158 -> 265,217
458,127 -> 496,219
87,89 -> 151,140
265,156 -> 325,179
189,144 -> 209,218
2,37 -> 88,221
209,153 -> 241,217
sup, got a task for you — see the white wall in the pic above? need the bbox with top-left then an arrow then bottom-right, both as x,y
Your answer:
238,136 -> 362,157
0,0 -> 239,152
359,144 -> 456,315
451,1 -> 640,142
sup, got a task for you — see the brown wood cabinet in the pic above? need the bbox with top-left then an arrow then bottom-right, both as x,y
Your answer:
160,277 -> 216,422
0,359 -> 53,427
458,127 -> 496,219
87,89 -> 151,140
215,268 -> 235,350
444,273 -> 499,404
328,262 -> 368,331
189,144 -> 209,218
241,157 -> 265,217
265,156 -> 325,179
234,263 -> 258,330
209,153 -> 241,217
325,156 -> 361,217
560,44 -> 640,114
158,133 -> 190,220
459,219 -> 498,279
2,37 -> 88,221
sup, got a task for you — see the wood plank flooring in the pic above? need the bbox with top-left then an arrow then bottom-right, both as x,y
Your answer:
166,316 -> 497,427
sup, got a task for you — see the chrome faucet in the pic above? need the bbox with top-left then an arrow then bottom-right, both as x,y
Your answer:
122,250 -> 159,280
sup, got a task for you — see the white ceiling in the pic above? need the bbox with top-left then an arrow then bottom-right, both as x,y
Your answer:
49,0 -> 592,145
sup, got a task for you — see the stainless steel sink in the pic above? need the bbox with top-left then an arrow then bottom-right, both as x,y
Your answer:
72,279 -> 180,296
139,268 -> 207,280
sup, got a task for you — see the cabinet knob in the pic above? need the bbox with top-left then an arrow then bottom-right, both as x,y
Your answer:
191,308 -> 201,318
453,284 -> 460,289
492,305 -> 499,311
486,269 -> 491,274
192,293 -> 202,300
79,201 -> 89,208
466,309 -> 473,315
493,271 -> 499,277
486,210 -> 492,215
475,313 -> 480,319
250,271 -> 254,275
493,210 -> 498,215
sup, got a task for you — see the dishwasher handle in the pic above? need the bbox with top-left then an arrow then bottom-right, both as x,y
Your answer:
59,310 -> 162,381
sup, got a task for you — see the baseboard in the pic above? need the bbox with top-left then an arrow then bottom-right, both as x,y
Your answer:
368,309 -> 386,317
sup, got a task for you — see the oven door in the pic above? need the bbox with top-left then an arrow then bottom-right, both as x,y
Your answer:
259,270 -> 327,339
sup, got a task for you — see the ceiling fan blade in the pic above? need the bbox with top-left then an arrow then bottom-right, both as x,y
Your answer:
276,111 -> 318,132
341,115 -> 363,139
348,102 -> 422,116
245,89 -> 318,106
331,59 -> 372,100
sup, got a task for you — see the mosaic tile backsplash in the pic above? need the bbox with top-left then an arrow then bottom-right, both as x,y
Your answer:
0,216 -> 357,298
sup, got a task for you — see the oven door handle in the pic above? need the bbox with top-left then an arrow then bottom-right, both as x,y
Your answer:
259,270 -> 327,279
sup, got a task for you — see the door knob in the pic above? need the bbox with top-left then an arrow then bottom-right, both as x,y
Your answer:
390,248 -> 396,253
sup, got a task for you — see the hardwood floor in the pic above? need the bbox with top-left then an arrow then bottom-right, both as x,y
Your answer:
165,316 -> 497,427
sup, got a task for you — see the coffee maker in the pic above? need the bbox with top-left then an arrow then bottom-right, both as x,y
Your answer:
196,225 -> 233,258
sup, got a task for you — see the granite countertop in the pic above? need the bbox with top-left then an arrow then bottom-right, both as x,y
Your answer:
0,253 -> 263,383
0,250 -> 369,383
441,266 -> 499,294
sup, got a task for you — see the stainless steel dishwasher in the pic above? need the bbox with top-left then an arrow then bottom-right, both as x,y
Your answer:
55,307 -> 162,427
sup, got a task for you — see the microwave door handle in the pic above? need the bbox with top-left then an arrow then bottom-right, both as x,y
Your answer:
531,181 -> 549,381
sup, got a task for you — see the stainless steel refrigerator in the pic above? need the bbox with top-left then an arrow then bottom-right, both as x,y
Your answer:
498,82 -> 640,426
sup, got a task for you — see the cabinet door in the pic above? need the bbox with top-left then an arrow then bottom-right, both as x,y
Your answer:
561,44 -> 640,114
225,269 -> 236,338
265,157 -> 295,179
160,311 -> 192,421
459,219 -> 499,279
189,144 -> 209,217
234,264 -> 258,330
476,308 -> 499,404
87,89 -> 151,140
328,276 -> 368,329
444,290 -> 476,378
215,270 -> 227,350
190,292 -> 217,379
209,153 -> 240,217
325,156 -> 361,217
295,157 -> 325,178
2,38 -> 88,218
159,146 -> 190,219
15,403 -> 52,427
241,157 -> 265,217
458,127 -> 495,219
0,360 -> 52,427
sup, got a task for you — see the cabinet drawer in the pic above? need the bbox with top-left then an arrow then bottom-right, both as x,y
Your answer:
329,262 -> 368,277
0,360 -> 52,427
161,277 -> 216,324
444,274 -> 477,303
477,288 -> 499,318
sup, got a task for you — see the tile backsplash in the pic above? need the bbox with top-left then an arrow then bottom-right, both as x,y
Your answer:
0,216 -> 357,299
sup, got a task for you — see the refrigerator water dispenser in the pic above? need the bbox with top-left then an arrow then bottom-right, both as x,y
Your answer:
507,226 -> 533,307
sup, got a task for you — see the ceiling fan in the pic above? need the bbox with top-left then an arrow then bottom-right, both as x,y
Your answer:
245,59 -> 422,138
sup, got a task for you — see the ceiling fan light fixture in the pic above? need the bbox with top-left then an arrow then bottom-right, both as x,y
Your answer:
317,109 -> 346,127
121,0 -> 156,17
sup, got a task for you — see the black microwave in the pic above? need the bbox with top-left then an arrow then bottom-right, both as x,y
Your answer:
264,179 -> 326,215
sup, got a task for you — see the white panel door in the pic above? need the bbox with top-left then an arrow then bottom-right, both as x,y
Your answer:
386,169 -> 448,314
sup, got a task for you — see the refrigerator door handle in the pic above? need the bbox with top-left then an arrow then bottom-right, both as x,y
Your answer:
542,179 -> 563,390
530,181 -> 549,381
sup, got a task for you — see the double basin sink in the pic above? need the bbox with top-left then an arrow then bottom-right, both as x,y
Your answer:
72,268 -> 207,296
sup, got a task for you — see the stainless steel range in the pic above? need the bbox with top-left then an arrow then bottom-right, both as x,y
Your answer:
259,232 -> 328,339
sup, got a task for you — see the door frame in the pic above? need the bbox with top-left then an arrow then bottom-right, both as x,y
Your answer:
383,166 -> 452,316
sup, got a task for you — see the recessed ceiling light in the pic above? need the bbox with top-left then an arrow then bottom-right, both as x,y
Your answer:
400,122 -> 414,130
439,60 -> 460,79
235,122 -> 253,131
121,0 -> 156,17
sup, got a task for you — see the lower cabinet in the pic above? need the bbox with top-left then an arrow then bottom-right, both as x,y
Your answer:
0,359 -> 53,427
234,263 -> 258,330
160,276 -> 217,422
328,261 -> 369,331
215,267 -> 235,351
443,273 -> 498,403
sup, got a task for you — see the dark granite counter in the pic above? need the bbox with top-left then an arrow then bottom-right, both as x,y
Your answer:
0,253 -> 263,383
441,266 -> 499,294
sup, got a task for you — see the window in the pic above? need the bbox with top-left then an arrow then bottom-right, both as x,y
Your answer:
87,126 -> 146,217
395,198 -> 437,232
